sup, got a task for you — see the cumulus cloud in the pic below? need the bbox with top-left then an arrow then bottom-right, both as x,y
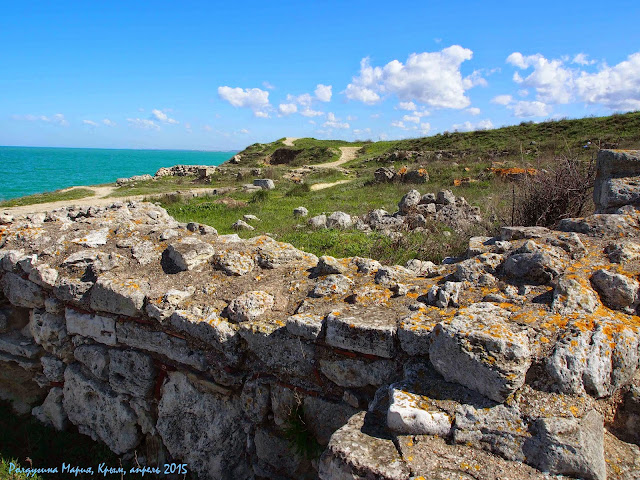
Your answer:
218,86 -> 271,116
466,107 -> 481,115
396,101 -> 417,111
344,46 -> 482,109
509,100 -> 551,118
239,128 -> 250,134
299,107 -> 324,117
287,93 -> 313,107
314,84 -> 332,102
278,103 -> 298,116
262,81 -> 276,90
323,112 -> 350,129
391,120 -> 406,129
127,118 -> 160,130
150,109 -> 178,124
451,119 -> 494,132
82,120 -> 98,127
507,52 -> 574,104
491,94 -> 513,105
102,118 -> 116,126
575,52 -> 640,110
572,53 -> 595,66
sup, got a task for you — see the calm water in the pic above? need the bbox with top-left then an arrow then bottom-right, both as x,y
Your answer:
0,146 -> 236,201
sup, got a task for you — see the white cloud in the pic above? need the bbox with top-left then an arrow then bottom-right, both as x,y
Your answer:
323,112 -> 350,129
262,81 -> 275,90
353,127 -> 372,136
102,118 -> 116,126
451,119 -> 494,132
150,109 -> 178,124
299,107 -> 324,117
507,52 -> 574,104
346,115 -> 357,121
344,46 -> 482,109
218,86 -> 271,116
491,94 -> 513,105
315,84 -> 332,102
419,122 -> 431,135
396,101 -> 417,111
15,113 -> 69,126
518,89 -> 529,97
287,93 -> 313,106
391,120 -> 406,128
572,53 -> 595,66
575,52 -> 640,110
278,103 -> 298,115
509,101 -> 551,118
402,114 -> 420,124
466,107 -> 481,115
82,120 -> 98,127
239,128 -> 249,134
127,118 -> 160,130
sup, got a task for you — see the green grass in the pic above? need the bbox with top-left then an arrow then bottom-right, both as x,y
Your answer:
0,458 -> 43,480
107,175 -> 215,197
0,188 -> 95,208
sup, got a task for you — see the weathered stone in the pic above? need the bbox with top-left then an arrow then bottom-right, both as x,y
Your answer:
523,410 -> 606,480
311,274 -> 353,298
404,169 -> 429,184
590,269 -> 639,311
254,239 -> 317,269
320,358 -> 396,388
108,349 -> 155,398
552,274 -> 599,315
605,240 -> 640,263
426,281 -> 463,308
29,309 -> 72,359
66,308 -> 117,345
0,331 -> 41,359
559,213 -> 640,238
32,387 -> 67,431
63,364 -> 141,455
405,258 -> 439,277
254,427 -> 308,477
429,303 -> 531,402
2,272 -> 45,308
398,189 -> 421,214
170,310 -> 239,359
318,411 -> 410,480
227,291 -> 274,323
352,256 -> 382,274
74,344 -> 109,380
253,178 -> 275,190
28,263 -> 58,288
285,313 -> 324,340
437,189 -> 456,205
90,276 -> 149,317
454,253 -> 503,282
546,320 -> 639,398
52,277 -> 93,305
503,251 -> 564,285
387,385 -> 452,436
71,228 -> 109,248
325,311 -> 396,358
593,149 -> 640,212
303,396 -> 358,446
213,250 -> 255,276
157,371 -> 249,480
40,355 -> 65,382
308,214 -> 327,229
500,226 -> 550,241
453,404 -> 529,461
131,240 -> 158,265
374,265 -> 412,287
240,378 -> 271,423
374,167 -> 396,183
315,255 -> 346,275
163,239 -> 215,272
327,211 -> 352,229
293,206 -> 309,217
232,219 -> 254,231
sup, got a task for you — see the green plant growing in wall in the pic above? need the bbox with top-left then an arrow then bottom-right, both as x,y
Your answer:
283,402 -> 322,460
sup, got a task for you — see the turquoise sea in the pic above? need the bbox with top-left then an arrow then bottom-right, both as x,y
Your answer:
0,146 -> 236,201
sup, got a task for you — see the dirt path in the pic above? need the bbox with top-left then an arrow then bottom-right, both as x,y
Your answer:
1,185 -> 219,216
282,137 -> 299,147
318,146 -> 360,169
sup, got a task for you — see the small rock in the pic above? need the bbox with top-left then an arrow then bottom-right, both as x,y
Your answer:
326,211 -> 352,229
308,214 -> 327,229
293,206 -> 308,217
552,274 -> 599,315
398,189 -> 421,214
227,291 -> 274,323
590,269 -> 639,311
253,178 -> 275,190
243,214 -> 260,222
310,274 -> 353,298
436,189 -> 456,205
232,219 -> 254,231
315,255 -> 346,275
285,313 -> 324,340
213,251 -> 255,276
163,240 -> 215,272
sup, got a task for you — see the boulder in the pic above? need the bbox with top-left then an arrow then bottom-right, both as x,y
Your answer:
310,274 -> 353,298
326,211 -> 352,229
227,291 -> 274,323
231,219 -> 254,231
162,240 -> 215,272
552,274 -> 599,315
590,269 -> 639,311
2,272 -> 45,308
293,206 -> 309,217
253,178 -> 275,190
398,189 -> 421,214
374,167 -> 396,183
325,310 -> 396,358
308,214 -> 327,229
593,149 -> 640,212
90,276 -> 149,317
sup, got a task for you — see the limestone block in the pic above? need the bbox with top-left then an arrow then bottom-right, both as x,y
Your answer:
326,211 -> 352,229
29,309 -> 73,360
0,331 -> 41,359
74,344 -> 109,380
303,396 -> 358,446
503,251 -> 564,285
116,322 -> 208,371
605,240 -> 640,263
320,358 -> 396,388
156,371 -> 250,480
454,253 -> 503,282
66,308 -> 117,346
52,277 -> 93,305
162,239 -> 215,272
590,269 -> 639,311
398,189 -> 421,214
318,411 -> 410,480
32,387 -> 67,431
90,276 -> 149,317
40,355 -> 65,382
63,364 -> 141,455
2,272 -> 45,308
213,250 -> 255,276
552,274 -> 599,315
254,238 -> 317,268
310,274 -> 353,298
308,214 -> 327,229
315,255 -> 346,275
240,378 -> 271,424
593,149 -> 640,211
253,178 -> 275,190
231,219 -> 254,231
285,313 -> 324,340
169,310 -> 239,361
387,385 -> 452,436
429,303 -> 531,403
28,263 -> 58,289
523,409 -> 606,480
426,281 -> 464,308
325,311 -> 396,358
254,427 -> 307,476
108,349 -> 155,398
227,291 -> 274,323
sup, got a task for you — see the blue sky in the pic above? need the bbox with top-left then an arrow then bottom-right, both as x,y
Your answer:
1,0 -> 639,150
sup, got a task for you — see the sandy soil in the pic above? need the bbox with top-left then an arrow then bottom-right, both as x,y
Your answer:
282,137 -> 299,147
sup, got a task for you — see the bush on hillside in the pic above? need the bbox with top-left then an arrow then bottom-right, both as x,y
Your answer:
512,155 -> 596,228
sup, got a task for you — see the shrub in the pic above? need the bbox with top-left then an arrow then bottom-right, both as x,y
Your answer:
512,155 -> 596,228
285,183 -> 311,197
250,189 -> 271,203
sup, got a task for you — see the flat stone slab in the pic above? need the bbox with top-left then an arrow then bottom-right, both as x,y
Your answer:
325,309 -> 396,358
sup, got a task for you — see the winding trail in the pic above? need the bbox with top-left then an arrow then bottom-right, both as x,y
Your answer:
282,137 -> 300,147
308,146 -> 361,190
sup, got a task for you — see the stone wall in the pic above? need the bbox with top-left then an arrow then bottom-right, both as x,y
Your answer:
0,150 -> 639,479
